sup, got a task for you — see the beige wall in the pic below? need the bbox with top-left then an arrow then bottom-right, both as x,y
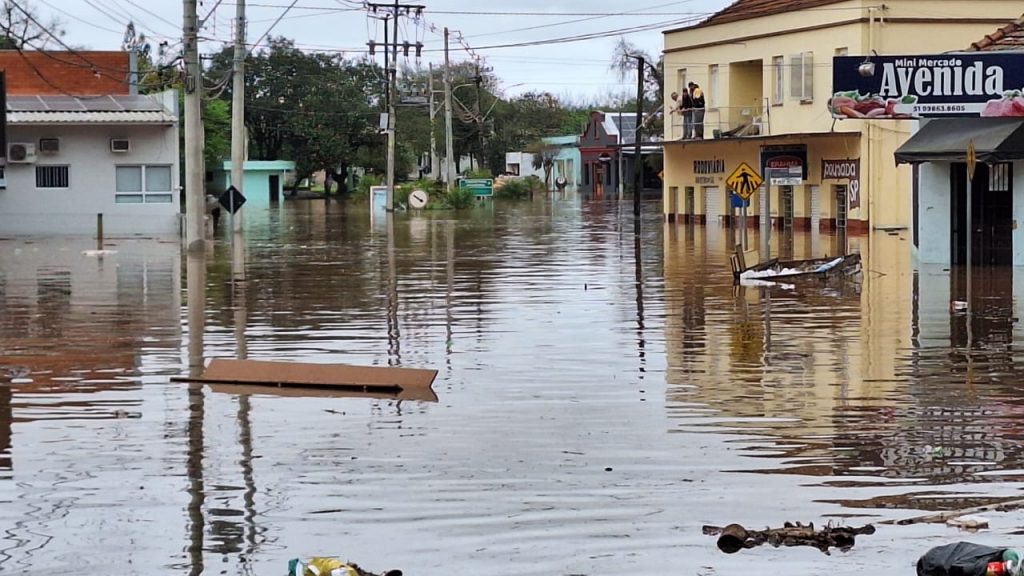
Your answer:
662,0 -> 1024,226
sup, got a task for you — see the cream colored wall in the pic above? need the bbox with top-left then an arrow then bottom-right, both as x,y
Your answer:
662,0 -> 1024,223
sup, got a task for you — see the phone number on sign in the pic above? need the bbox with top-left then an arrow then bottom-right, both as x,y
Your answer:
912,104 -> 968,113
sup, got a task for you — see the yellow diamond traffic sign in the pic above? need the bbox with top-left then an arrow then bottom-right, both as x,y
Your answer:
726,162 -> 763,200
966,139 -> 977,180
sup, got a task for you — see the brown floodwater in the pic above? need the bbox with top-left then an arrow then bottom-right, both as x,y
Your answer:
2,196 -> 1024,575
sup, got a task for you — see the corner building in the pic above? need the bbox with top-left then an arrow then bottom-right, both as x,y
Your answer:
661,0 -> 1022,233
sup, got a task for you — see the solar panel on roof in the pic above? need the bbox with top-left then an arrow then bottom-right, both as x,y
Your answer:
117,95 -> 162,111
85,96 -> 124,111
7,96 -> 48,111
39,96 -> 87,111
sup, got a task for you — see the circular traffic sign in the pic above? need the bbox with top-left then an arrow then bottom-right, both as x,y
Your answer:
409,189 -> 429,209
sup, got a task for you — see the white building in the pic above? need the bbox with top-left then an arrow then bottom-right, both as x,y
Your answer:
0,92 -> 180,236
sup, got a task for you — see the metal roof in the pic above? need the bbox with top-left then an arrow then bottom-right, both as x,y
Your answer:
6,94 -> 176,125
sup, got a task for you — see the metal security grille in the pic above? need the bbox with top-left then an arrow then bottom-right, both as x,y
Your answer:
836,185 -> 848,230
35,165 -> 69,188
990,163 -> 1011,192
781,186 -> 794,229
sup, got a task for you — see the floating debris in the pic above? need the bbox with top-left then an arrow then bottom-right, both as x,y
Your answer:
703,521 -> 876,555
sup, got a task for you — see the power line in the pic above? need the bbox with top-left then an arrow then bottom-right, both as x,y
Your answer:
37,0 -> 123,34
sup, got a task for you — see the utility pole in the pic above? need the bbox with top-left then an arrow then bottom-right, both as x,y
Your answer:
367,2 -> 425,208
632,55 -> 644,219
474,61 -> 483,171
183,0 -> 204,250
386,0 -> 398,211
230,0 -> 246,234
443,27 -> 455,192
617,108 -> 624,201
428,63 -> 439,181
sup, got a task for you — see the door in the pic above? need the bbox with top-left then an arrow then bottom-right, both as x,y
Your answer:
704,186 -> 721,227
269,174 -> 280,203
668,186 -> 679,219
834,184 -> 848,255
685,187 -> 695,223
780,186 -> 794,229
594,164 -> 606,198
951,162 -> 1012,266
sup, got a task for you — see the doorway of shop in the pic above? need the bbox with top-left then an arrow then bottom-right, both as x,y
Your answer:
685,187 -> 695,224
704,186 -> 721,228
832,184 -> 848,256
950,162 -> 1012,266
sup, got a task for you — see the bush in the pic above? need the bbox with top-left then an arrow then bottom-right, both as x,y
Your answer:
524,174 -> 545,194
495,178 -> 530,200
443,187 -> 475,209
465,168 -> 493,179
353,173 -> 383,200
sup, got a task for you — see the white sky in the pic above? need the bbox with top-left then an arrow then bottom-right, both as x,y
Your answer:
37,0 -> 733,102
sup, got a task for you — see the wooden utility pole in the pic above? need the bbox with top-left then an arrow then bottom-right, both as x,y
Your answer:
443,27 -> 455,191
183,0 -> 204,250
231,0 -> 246,233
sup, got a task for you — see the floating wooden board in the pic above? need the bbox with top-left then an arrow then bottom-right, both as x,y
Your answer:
172,359 -> 438,402
207,383 -> 438,403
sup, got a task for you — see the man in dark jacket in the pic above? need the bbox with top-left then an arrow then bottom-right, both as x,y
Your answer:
689,82 -> 705,139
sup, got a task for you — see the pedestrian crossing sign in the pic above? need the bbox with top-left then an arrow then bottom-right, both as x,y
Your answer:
726,162 -> 763,200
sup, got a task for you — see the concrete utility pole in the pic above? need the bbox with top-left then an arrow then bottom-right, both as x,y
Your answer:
632,55 -> 644,218
183,0 -> 204,250
230,0 -> 246,233
428,63 -> 439,180
474,61 -> 483,171
443,27 -> 455,192
386,0 -> 398,211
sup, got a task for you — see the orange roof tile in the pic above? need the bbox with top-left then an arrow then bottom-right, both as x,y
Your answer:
968,14 -> 1024,51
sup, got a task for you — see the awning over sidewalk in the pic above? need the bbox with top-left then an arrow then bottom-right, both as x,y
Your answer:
894,118 -> 1024,164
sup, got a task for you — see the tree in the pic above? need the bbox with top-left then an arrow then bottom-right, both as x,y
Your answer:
0,0 -> 65,49
527,141 -> 558,190
208,38 -> 386,194
610,38 -> 666,136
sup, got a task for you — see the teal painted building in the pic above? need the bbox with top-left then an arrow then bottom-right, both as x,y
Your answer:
209,160 -> 296,205
544,135 -> 582,188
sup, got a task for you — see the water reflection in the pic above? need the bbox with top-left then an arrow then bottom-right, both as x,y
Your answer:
7,204 -> 1024,575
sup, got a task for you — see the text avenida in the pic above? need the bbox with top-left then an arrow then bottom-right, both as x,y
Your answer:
880,58 -> 1003,97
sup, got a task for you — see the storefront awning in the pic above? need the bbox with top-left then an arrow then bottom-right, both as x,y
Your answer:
894,118 -> 1024,164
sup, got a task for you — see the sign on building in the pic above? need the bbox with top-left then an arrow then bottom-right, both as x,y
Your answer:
832,53 -> 1024,119
761,145 -> 807,186
822,159 -> 861,210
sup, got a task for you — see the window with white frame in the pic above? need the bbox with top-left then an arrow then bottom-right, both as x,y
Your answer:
115,165 -> 173,203
772,56 -> 784,105
835,47 -> 848,56
36,165 -> 69,188
708,65 -> 719,108
790,52 -> 814,101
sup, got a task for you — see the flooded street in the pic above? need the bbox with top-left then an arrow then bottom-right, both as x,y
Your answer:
4,197 -> 1024,575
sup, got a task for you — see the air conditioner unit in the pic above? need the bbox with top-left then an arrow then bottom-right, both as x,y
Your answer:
110,138 -> 130,153
7,143 -> 37,163
38,138 -> 60,153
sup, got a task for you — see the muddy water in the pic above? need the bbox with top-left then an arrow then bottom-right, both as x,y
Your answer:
2,199 -> 1024,575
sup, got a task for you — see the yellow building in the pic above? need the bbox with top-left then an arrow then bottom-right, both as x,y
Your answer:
661,0 -> 1023,233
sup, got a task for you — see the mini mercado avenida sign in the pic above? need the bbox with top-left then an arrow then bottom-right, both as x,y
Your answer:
831,53 -> 1024,119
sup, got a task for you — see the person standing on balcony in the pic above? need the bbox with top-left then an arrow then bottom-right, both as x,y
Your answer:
689,82 -> 705,139
670,89 -> 695,140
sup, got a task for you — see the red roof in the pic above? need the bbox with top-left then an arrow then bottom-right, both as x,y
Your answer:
969,14 -> 1024,51
668,0 -> 848,31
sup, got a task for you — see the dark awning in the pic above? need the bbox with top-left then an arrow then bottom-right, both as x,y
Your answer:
895,118 -> 1024,164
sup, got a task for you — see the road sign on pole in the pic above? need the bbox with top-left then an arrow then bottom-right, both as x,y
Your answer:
459,178 -> 493,197
966,139 -> 977,181
218,185 -> 247,214
726,162 -> 763,201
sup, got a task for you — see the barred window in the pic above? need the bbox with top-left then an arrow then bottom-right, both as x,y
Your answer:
36,165 -> 69,188
990,163 -> 1011,192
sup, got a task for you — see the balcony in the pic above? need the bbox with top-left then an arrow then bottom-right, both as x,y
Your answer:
668,102 -> 769,141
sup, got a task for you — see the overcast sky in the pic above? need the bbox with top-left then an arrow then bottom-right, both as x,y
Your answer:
38,0 -> 732,102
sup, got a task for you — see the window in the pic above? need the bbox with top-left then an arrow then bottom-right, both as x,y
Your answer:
676,68 -> 687,94
835,47 -> 848,56
35,165 -> 69,188
772,55 -> 784,105
116,165 -> 173,203
708,65 -> 719,108
990,163 -> 1011,191
790,52 -> 814,101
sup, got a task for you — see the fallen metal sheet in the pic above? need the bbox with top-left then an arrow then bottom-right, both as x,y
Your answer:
172,359 -> 438,401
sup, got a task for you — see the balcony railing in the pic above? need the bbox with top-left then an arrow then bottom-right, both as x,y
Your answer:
667,103 -> 769,142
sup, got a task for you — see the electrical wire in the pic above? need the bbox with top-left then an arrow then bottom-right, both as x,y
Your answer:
37,0 -> 123,34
